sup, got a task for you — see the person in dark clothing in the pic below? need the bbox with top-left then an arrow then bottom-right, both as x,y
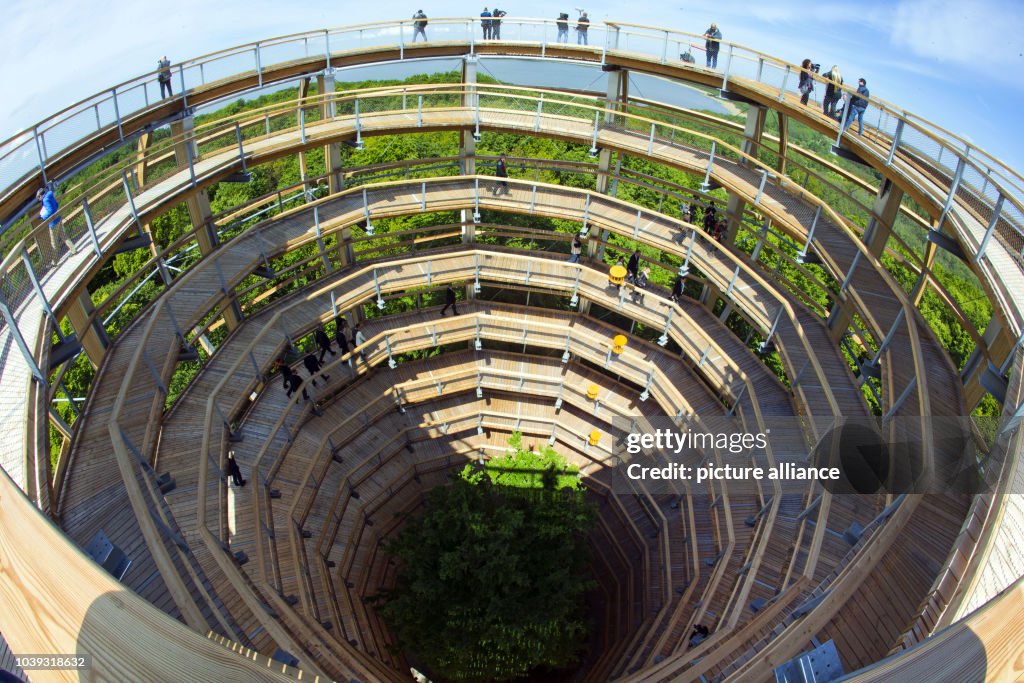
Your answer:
703,23 -> 721,68
226,450 -> 246,487
314,325 -> 336,363
690,201 -> 701,226
556,12 -> 570,42
481,7 -> 493,39
670,274 -> 685,303
842,78 -> 870,136
491,7 -> 505,39
303,352 -> 329,387
568,233 -> 583,263
334,316 -> 351,355
798,58 -> 814,106
576,12 -> 590,44
626,249 -> 641,283
493,155 -> 509,195
412,10 -> 428,41
703,204 -> 717,234
714,218 -> 727,242
157,56 -> 172,98
822,65 -> 843,119
440,283 -> 459,316
280,362 -> 309,401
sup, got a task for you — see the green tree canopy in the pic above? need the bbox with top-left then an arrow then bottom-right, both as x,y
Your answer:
373,433 -> 596,682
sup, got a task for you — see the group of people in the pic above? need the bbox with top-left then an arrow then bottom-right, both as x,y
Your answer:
798,60 -> 871,136
276,318 -> 369,402
408,9 -> 591,44
479,7 -> 507,39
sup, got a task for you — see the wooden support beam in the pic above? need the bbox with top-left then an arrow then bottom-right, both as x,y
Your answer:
66,290 -> 109,367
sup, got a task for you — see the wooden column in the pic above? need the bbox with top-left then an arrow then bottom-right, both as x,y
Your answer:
66,291 -> 109,367
828,178 -> 904,339
135,132 -> 171,286
461,56 -> 479,243
863,178 -> 904,258
318,71 -> 344,194
297,77 -> 313,198
170,117 -> 242,332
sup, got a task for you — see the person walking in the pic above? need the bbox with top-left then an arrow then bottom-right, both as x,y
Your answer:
822,65 -> 843,119
556,13 -> 569,43
352,323 -> 368,361
798,58 -> 814,106
36,186 -> 73,265
626,248 -> 641,283
842,78 -> 870,136
568,234 -> 583,263
334,315 -> 351,355
314,324 -> 336,363
412,10 -> 429,42
303,352 -> 329,387
493,154 -> 509,195
576,12 -> 590,45
703,23 -> 721,68
226,451 -> 246,487
632,266 -> 650,305
440,283 -> 460,316
670,274 -> 685,303
481,7 -> 493,39
157,56 -> 172,98
280,361 -> 309,401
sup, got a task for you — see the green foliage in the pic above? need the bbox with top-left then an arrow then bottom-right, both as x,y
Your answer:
374,433 -> 595,682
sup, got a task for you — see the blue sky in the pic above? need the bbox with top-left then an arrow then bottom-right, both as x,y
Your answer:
1,0 -> 1022,171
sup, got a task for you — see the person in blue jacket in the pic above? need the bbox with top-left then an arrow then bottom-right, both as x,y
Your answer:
481,7 -> 493,39
36,186 -> 74,264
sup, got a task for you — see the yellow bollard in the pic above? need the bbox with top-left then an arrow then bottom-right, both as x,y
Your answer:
588,430 -> 601,446
586,384 -> 600,401
612,334 -> 627,355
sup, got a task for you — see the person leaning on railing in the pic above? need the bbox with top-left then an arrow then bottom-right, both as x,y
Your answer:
703,23 -> 722,68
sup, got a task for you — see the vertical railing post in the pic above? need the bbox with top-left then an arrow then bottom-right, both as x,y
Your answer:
178,64 -> 188,108
721,44 -> 735,90
886,118 -> 905,166
33,127 -> 48,185
975,194 -> 1005,263
111,89 -> 124,141
82,198 -> 102,257
21,251 -> 64,341
235,123 -> 248,175
121,171 -> 144,235
0,292 -> 45,383
255,44 -> 264,88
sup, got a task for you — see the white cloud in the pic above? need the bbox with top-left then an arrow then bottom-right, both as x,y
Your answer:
890,0 -> 1024,74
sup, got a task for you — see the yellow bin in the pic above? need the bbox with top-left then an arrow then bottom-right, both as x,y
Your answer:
609,264 -> 627,286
